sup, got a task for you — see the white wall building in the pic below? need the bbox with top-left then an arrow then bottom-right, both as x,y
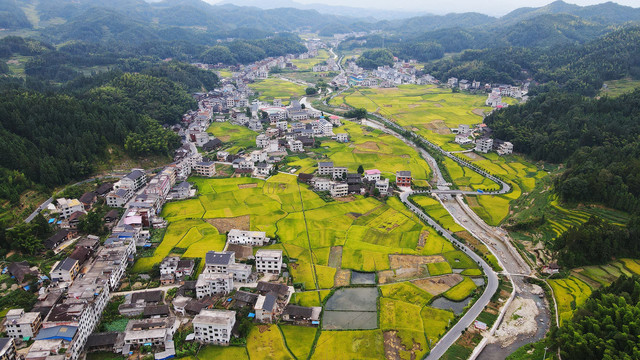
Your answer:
255,249 -> 283,275
193,309 -> 236,345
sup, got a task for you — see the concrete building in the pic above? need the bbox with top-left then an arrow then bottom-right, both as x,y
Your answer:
396,171 -> 412,187
119,169 -> 147,191
330,182 -> 348,198
497,141 -> 513,156
123,317 -> 175,347
332,167 -> 348,180
5,310 -> 41,340
375,178 -> 390,196
475,137 -> 494,153
255,250 -> 283,275
106,188 -> 133,208
57,198 -> 85,219
254,293 -> 277,323
317,162 -> 333,176
203,252 -> 235,274
314,178 -> 331,191
364,169 -> 381,181
227,229 -> 269,247
194,161 -> 216,177
50,257 -> 80,283
195,273 -> 234,298
193,309 -> 236,345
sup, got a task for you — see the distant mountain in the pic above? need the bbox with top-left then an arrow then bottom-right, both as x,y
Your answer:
0,0 -> 32,29
216,0 -> 424,20
501,0 -> 640,26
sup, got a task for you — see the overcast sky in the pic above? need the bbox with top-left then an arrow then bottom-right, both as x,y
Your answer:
213,0 -> 640,16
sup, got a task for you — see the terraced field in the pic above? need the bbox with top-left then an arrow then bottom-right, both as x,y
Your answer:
551,259 -> 640,324
289,49 -> 331,71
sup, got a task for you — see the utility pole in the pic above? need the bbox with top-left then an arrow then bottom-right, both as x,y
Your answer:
542,346 -> 548,360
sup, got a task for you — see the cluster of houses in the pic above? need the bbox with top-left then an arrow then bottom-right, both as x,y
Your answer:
2,229 -> 137,360
332,58 -> 432,88
451,124 -> 514,156
297,162 -> 413,198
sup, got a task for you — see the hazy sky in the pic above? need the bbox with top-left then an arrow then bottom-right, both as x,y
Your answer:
213,0 -> 640,16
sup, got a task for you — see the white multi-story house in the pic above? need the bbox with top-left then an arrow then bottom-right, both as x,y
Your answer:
318,162 -> 334,176
50,257 -> 80,283
332,167 -> 348,180
250,150 -> 268,163
193,309 -> 236,345
364,169 -> 381,181
375,178 -> 390,196
455,134 -> 473,145
194,161 -> 216,177
196,273 -> 234,298
5,309 -> 41,340
336,133 -> 349,142
119,169 -> 147,191
475,138 -> 494,153
254,293 -> 277,323
255,250 -> 283,275
227,263 -> 253,282
203,252 -> 235,274
106,188 -> 133,208
160,257 -> 179,276
288,140 -> 304,152
57,198 -> 85,219
330,182 -> 348,198
227,229 -> 269,246
314,179 -> 331,191
497,141 -> 514,156
256,134 -> 270,148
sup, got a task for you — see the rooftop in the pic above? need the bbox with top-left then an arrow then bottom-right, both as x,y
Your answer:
205,251 -> 234,266
193,309 -> 236,326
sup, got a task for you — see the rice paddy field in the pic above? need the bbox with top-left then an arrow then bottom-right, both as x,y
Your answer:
600,78 -> 640,98
140,169 -> 480,357
206,122 -> 258,154
289,49 -> 331,71
249,78 -> 307,104
288,123 -> 432,186
412,195 -> 464,232
550,259 -> 640,325
329,84 -> 540,226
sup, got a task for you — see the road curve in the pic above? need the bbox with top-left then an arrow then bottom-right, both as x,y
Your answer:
399,191 -> 499,360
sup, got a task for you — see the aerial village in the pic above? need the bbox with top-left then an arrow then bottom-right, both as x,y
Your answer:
0,34 -> 521,360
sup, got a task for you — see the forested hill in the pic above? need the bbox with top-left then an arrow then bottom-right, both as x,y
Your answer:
553,275 -> 640,359
485,88 -> 640,215
422,27 -> 640,95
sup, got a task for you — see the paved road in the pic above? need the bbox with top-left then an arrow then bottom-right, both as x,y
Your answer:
110,284 -> 180,298
399,191 -> 499,360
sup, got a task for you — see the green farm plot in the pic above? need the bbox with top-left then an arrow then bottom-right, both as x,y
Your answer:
443,276 -> 477,301
331,85 -> 493,151
601,78 -> 640,97
421,306 -> 455,346
379,298 -> 430,360
246,325 -> 293,360
249,78 -> 307,104
280,325 -> 317,360
198,345 -> 249,359
428,261 -> 453,276
380,282 -> 433,307
312,330 -> 385,360
207,122 -> 258,154
318,124 -> 431,185
443,251 -> 479,269
290,49 -> 331,71
412,195 -> 464,232
549,276 -> 592,324
290,290 -> 330,307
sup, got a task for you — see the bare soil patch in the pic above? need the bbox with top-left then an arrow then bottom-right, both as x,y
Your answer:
412,274 -> 463,296
328,246 -> 343,268
335,196 -> 356,202
408,104 -> 420,109
384,331 -> 423,360
463,152 -> 484,161
427,120 -> 451,135
491,297 -> 539,347
358,141 -> 380,151
432,103 -> 443,108
472,108 -> 486,116
390,255 -> 445,269
417,231 -> 429,249
334,269 -> 351,287
206,215 -> 250,233
216,135 -> 231,142
238,183 -> 258,189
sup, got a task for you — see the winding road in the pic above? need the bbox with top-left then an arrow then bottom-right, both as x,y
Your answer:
319,54 -> 545,358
